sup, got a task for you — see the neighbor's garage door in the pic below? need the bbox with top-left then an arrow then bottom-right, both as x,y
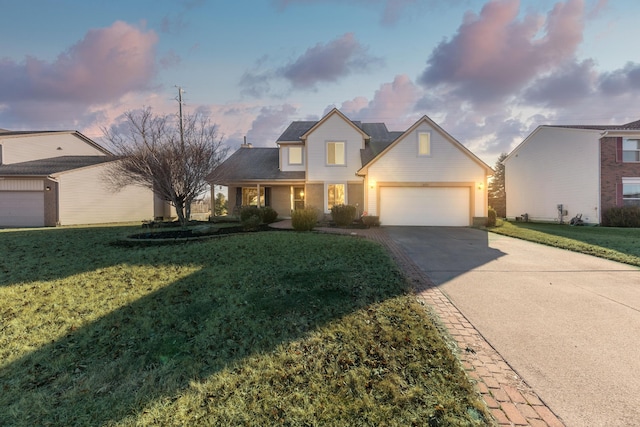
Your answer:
380,186 -> 470,226
0,192 -> 45,227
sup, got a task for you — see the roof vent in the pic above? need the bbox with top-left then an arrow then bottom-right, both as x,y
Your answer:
240,136 -> 252,148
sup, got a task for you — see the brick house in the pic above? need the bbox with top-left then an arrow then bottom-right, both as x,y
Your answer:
504,120 -> 640,224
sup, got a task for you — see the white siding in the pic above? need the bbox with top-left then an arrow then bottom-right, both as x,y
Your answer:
505,127 -> 600,223
0,133 -> 106,164
279,144 -> 305,172
306,114 -> 365,182
56,163 -> 154,225
366,122 -> 487,218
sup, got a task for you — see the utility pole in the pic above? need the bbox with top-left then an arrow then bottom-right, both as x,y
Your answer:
176,86 -> 185,148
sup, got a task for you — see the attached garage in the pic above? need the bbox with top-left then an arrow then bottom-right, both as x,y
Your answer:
0,191 -> 45,227
379,186 -> 470,226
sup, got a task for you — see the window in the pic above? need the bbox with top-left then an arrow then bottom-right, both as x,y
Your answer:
623,139 -> 640,162
327,184 -> 345,210
242,187 -> 265,206
623,179 -> 640,207
289,146 -> 302,165
327,142 -> 345,165
418,132 -> 431,156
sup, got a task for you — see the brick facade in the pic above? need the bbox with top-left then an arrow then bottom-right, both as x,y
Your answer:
600,136 -> 640,214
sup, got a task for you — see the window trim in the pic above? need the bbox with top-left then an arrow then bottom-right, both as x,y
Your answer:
326,141 -> 346,166
622,138 -> 640,163
418,131 -> 431,157
288,146 -> 303,165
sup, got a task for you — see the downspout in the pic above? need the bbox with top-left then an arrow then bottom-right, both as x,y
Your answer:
599,130 -> 608,224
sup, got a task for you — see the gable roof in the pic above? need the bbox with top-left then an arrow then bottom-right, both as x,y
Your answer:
358,115 -> 493,175
300,108 -> 370,142
0,156 -> 116,176
0,130 -> 113,155
206,147 -> 304,184
549,118 -> 640,131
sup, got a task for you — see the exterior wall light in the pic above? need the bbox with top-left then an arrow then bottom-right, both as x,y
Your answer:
477,182 -> 484,190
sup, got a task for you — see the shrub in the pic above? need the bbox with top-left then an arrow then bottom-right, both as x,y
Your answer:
241,214 -> 262,231
291,208 -> 319,231
331,204 -> 357,227
361,215 -> 380,227
486,207 -> 497,227
261,206 -> 279,224
602,206 -> 640,227
239,206 -> 263,222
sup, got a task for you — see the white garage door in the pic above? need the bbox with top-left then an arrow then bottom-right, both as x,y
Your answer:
0,192 -> 45,227
380,186 -> 470,226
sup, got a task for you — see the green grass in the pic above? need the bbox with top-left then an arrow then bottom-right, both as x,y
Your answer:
489,221 -> 640,266
0,226 -> 490,426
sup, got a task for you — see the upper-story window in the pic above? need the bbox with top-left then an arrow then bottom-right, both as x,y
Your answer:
327,141 -> 345,165
289,146 -> 302,165
623,139 -> 640,162
418,132 -> 431,156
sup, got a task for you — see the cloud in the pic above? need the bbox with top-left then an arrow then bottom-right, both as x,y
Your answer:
273,0 -> 458,25
240,33 -> 382,96
0,21 -> 158,131
279,33 -> 383,89
0,21 -> 157,106
419,0 -> 585,104
598,62 -> 640,96
245,104 -> 298,147
523,59 -> 597,107
340,75 -> 419,128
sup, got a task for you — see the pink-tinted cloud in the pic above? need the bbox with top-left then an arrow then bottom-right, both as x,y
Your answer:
340,74 -> 419,128
419,0 -> 585,103
0,21 -> 157,105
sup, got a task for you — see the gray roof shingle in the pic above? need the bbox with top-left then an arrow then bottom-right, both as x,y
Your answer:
549,119 -> 640,131
206,148 -> 304,184
0,156 -> 115,176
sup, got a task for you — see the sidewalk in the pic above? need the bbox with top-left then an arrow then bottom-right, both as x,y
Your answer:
272,221 -> 565,426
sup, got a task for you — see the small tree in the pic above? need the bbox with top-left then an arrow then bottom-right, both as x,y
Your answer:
213,192 -> 228,216
488,152 -> 507,218
103,107 -> 227,227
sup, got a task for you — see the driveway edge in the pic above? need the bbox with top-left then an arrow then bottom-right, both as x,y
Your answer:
365,228 -> 566,427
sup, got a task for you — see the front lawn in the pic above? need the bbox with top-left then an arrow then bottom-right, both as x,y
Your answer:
0,226 -> 490,426
489,221 -> 640,267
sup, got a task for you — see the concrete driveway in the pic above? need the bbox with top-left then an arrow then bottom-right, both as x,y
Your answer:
384,226 -> 640,427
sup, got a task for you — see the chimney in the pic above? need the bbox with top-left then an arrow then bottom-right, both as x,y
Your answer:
241,136 -> 253,148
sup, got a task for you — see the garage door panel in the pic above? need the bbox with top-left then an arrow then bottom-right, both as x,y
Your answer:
0,192 -> 45,227
380,187 -> 469,226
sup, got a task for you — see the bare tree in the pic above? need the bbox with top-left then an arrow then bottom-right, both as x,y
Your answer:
103,107 -> 227,227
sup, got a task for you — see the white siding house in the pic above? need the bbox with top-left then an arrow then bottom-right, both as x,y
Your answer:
208,109 -> 493,226
0,130 -> 156,227
505,121 -> 640,225
358,117 -> 490,226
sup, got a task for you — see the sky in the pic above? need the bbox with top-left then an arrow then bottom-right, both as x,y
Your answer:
1,0 -> 639,166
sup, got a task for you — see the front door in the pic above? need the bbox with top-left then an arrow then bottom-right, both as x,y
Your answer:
292,186 -> 305,211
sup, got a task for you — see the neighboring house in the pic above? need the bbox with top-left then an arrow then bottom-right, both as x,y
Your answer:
504,120 -> 640,224
207,109 -> 492,226
0,130 -> 158,227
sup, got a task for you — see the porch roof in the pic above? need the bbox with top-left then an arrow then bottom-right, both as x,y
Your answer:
206,147 -> 304,184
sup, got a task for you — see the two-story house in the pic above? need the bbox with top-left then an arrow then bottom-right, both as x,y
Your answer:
207,109 -> 492,226
0,130 -> 159,227
504,120 -> 640,224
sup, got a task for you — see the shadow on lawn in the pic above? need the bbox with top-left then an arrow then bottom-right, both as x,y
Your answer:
0,237 -> 404,426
